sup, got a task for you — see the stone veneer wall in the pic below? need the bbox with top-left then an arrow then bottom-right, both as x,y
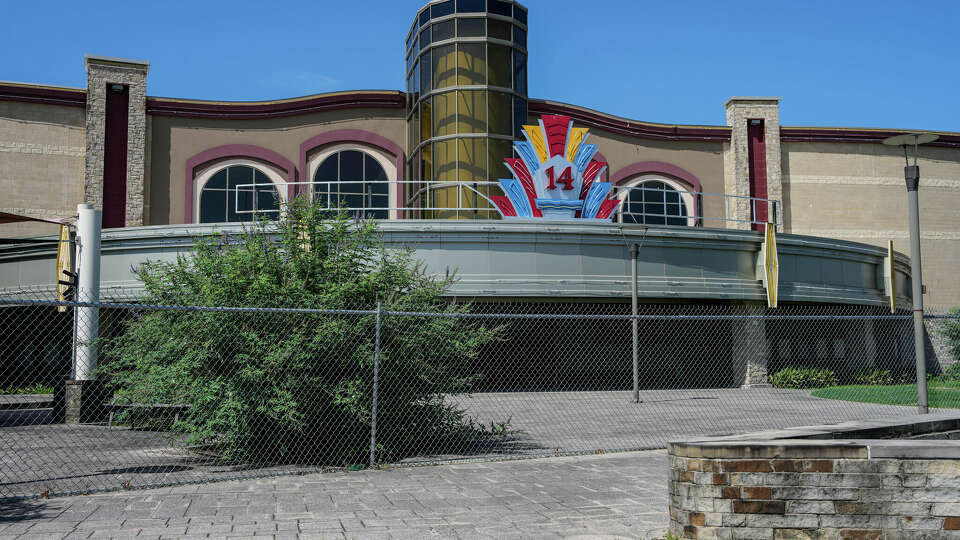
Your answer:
926,317 -> 957,371
722,97 -> 782,230
669,441 -> 960,539
83,56 -> 149,226
730,302 -> 771,387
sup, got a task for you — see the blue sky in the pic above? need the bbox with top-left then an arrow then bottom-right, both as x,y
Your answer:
3,0 -> 958,131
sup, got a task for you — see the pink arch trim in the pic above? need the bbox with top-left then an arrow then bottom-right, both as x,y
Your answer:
299,129 -> 406,213
610,161 -> 703,220
610,161 -> 702,192
184,144 -> 298,223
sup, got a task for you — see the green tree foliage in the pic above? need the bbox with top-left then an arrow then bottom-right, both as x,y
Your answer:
100,201 -> 499,465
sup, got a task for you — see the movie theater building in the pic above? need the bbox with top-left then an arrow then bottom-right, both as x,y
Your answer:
2,0 -> 959,386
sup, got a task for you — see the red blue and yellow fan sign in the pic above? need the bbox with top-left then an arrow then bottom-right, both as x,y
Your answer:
491,115 -> 620,220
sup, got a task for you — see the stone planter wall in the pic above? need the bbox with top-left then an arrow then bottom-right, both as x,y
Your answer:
668,415 -> 960,539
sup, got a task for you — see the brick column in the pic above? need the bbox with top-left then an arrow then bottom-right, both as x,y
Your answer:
722,97 -> 782,230
84,55 -> 149,226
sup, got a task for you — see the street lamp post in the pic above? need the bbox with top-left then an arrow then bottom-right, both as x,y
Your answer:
882,133 -> 939,414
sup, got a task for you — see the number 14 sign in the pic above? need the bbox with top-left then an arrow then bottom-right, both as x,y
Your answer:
491,115 -> 620,220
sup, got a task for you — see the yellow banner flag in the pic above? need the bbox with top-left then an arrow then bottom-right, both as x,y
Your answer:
56,224 -> 71,312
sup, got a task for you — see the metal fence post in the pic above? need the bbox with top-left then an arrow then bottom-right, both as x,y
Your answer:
74,204 -> 101,381
370,301 -> 382,467
631,244 -> 639,403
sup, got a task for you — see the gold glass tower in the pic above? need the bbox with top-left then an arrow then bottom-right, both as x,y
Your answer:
405,0 -> 528,219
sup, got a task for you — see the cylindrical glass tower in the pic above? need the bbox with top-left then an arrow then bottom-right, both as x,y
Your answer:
405,0 -> 528,219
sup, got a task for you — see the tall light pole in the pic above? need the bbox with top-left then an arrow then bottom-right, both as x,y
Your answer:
631,243 -> 639,404
882,133 -> 938,414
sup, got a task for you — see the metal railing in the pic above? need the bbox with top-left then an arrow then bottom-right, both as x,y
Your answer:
232,180 -> 782,229
610,184 -> 781,229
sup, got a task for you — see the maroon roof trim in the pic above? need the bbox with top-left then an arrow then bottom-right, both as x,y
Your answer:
146,91 -> 406,119
6,82 -> 957,149
0,83 -> 86,108
528,99 -> 731,142
780,127 -> 960,148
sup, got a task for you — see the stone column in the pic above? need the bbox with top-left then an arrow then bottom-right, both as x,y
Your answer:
722,97 -> 782,230
84,55 -> 149,226
731,302 -> 771,387
923,317 -> 949,374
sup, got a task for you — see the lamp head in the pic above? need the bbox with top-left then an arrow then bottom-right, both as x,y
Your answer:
881,133 -> 939,147
882,134 -> 937,191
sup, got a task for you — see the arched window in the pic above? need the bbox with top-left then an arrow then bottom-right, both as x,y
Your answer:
312,150 -> 389,219
197,163 -> 284,223
618,177 -> 695,226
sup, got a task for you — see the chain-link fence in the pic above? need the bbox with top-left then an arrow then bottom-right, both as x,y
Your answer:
1,292 -> 958,500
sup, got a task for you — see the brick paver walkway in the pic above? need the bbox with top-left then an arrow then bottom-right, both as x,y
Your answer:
2,389 -> 918,499
0,450 -> 669,540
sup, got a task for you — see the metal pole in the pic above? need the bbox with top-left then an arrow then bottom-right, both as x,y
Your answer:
370,301 -> 382,467
631,244 -> 639,403
74,204 -> 101,381
905,163 -> 928,414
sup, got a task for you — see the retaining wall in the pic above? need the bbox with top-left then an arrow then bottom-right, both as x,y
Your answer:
668,415 -> 960,539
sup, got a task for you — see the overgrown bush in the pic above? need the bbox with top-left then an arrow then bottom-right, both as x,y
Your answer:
100,200 -> 500,465
853,369 -> 911,386
771,366 -> 839,389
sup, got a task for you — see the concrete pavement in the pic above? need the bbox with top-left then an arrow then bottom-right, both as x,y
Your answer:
0,450 -> 670,540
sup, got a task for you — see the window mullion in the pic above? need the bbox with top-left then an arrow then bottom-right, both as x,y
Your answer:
226,167 -> 231,218
336,152 -> 341,205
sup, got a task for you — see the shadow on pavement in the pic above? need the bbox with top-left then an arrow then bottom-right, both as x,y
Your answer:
0,498 -> 52,522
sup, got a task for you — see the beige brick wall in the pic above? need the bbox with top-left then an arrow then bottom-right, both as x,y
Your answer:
783,141 -> 960,310
0,100 -> 85,237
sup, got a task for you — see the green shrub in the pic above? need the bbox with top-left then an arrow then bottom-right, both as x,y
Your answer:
0,384 -> 54,395
943,308 -> 960,364
940,363 -> 960,382
854,369 -> 911,386
100,200 -> 501,465
771,366 -> 839,389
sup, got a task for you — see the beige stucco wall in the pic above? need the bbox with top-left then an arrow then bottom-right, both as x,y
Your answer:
783,141 -> 960,310
0,101 -> 85,237
149,110 -> 726,228
569,127 -> 727,222
147,108 -> 407,226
